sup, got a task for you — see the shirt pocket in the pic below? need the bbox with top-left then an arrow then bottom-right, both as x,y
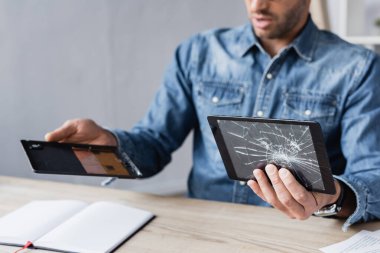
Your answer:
282,91 -> 338,134
195,81 -> 245,120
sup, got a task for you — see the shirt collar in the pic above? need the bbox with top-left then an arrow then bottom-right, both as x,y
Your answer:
237,16 -> 319,62
237,22 -> 260,57
290,16 -> 318,62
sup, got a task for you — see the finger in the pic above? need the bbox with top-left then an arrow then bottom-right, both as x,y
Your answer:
279,169 -> 317,212
265,165 -> 304,214
253,169 -> 296,218
45,121 -> 77,142
253,169 -> 286,210
247,179 -> 266,202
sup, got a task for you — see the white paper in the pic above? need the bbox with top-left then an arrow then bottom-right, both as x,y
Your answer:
320,230 -> 380,253
35,201 -> 154,253
0,200 -> 87,245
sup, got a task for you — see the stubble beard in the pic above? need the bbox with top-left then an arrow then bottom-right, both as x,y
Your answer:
254,3 -> 307,40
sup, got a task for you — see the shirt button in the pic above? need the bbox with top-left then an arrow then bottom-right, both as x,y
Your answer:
211,96 -> 219,104
266,73 -> 273,80
257,110 -> 264,117
239,181 -> 246,186
304,109 -> 312,116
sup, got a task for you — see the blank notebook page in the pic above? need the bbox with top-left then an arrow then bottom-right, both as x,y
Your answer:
35,201 -> 154,253
0,200 -> 87,245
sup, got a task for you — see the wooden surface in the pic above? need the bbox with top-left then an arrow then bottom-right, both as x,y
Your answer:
0,176 -> 379,253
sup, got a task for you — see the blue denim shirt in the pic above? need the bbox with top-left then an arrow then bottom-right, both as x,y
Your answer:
112,18 -> 380,230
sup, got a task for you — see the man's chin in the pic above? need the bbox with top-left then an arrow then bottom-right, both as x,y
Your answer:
253,27 -> 284,40
254,30 -> 274,39
252,24 -> 271,37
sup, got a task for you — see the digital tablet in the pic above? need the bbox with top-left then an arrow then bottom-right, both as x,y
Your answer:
207,116 -> 336,194
21,140 -> 142,179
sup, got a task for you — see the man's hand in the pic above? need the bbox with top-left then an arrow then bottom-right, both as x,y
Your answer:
45,119 -> 117,146
247,164 -> 341,220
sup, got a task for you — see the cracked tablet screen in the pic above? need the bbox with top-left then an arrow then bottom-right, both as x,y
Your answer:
218,120 -> 324,191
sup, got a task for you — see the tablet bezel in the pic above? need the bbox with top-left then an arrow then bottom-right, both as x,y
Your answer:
21,140 -> 141,179
207,116 -> 336,194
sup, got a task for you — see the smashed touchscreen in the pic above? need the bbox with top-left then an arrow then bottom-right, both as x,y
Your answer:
207,116 -> 336,194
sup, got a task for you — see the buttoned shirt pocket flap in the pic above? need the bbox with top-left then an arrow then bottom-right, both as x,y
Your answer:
198,82 -> 245,107
283,92 -> 338,124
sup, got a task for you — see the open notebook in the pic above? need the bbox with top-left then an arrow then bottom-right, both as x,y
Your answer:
0,200 -> 154,253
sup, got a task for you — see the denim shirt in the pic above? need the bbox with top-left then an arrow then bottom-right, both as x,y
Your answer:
112,18 -> 380,231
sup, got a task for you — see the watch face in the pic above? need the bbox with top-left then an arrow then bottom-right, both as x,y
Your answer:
313,204 -> 339,217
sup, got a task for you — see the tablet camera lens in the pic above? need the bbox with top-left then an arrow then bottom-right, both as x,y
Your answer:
29,144 -> 42,150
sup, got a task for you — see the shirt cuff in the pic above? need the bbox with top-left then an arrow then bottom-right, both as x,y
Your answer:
106,128 -> 143,177
334,175 -> 368,232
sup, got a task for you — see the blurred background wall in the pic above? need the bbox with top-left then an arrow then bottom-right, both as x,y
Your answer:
0,0 -> 347,195
0,0 -> 248,194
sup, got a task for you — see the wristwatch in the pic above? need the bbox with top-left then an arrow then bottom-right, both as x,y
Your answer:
313,180 -> 346,217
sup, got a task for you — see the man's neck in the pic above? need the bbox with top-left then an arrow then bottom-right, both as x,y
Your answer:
259,38 -> 293,57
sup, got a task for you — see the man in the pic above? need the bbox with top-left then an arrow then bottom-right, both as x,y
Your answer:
46,0 -> 380,231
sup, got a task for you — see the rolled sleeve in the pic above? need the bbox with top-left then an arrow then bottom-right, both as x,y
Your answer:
334,175 -> 369,232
